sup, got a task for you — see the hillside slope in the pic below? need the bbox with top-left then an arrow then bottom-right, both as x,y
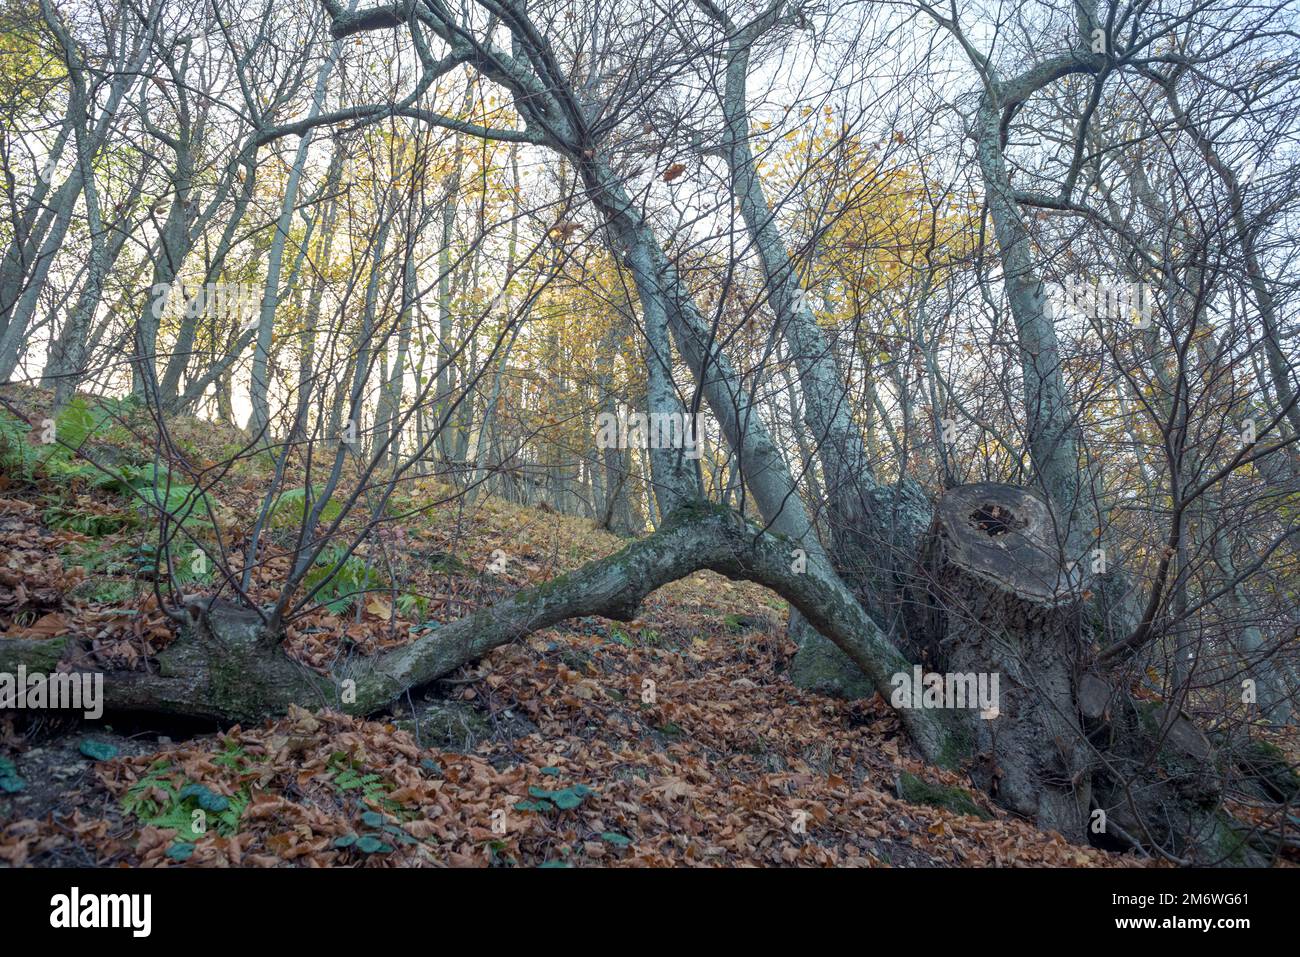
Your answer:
1,387 -> 1143,867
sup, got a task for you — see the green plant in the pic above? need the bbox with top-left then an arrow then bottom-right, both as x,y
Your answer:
396,591 -> 430,618
332,808 -> 421,856
128,540 -> 215,586
0,397 -> 141,486
43,503 -> 137,535
212,740 -> 247,769
121,760 -> 248,843
0,756 -> 25,794
514,783 -> 594,813
328,752 -> 390,801
607,625 -> 660,647
67,577 -> 138,606
0,409 -> 38,480
79,740 -> 119,761
90,463 -> 216,528
267,485 -> 344,529
304,547 -> 385,614
333,833 -> 394,854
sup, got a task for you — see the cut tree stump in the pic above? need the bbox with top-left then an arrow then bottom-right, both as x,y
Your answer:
916,482 -> 1092,839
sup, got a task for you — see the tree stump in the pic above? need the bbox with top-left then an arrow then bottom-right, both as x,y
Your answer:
915,482 -> 1092,839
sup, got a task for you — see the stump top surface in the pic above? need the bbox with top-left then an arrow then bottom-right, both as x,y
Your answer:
935,483 -> 1084,603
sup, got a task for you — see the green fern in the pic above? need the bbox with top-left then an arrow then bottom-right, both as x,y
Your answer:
303,545 -> 385,613
43,504 -> 136,535
328,752 -> 391,801
121,760 -> 248,840
0,409 -> 38,480
88,462 -> 216,528
0,397 -> 134,485
267,484 -> 344,528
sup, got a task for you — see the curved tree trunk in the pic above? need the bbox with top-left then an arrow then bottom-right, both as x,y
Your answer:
0,503 -> 955,766
706,5 -> 936,697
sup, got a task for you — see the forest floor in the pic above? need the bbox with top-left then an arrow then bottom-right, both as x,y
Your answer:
0,385 -> 1268,867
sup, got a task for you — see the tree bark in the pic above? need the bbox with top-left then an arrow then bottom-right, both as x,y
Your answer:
911,483 -> 1091,839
